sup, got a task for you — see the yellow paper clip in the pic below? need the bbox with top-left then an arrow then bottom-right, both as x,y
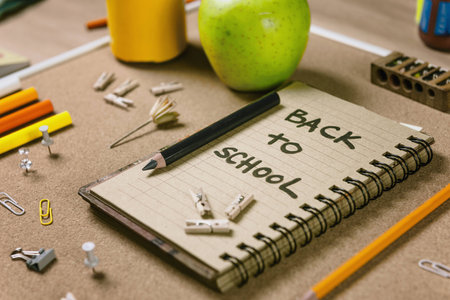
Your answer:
39,199 -> 53,226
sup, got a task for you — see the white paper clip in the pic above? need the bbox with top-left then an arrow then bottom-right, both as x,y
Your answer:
150,82 -> 183,96
225,194 -> 254,220
189,188 -> 211,217
104,93 -> 134,108
418,259 -> 450,278
113,79 -> 139,96
0,192 -> 25,216
93,72 -> 115,91
184,219 -> 230,233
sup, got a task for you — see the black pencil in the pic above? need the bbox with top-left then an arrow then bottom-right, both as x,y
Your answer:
142,91 -> 280,171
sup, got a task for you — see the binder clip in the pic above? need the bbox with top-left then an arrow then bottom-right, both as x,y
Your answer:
184,219 -> 230,233
113,79 -> 139,96
189,188 -> 211,217
0,192 -> 25,216
10,247 -> 56,272
225,194 -> 254,220
104,93 -> 134,109
93,72 -> 115,91
150,82 -> 183,96
39,198 -> 53,225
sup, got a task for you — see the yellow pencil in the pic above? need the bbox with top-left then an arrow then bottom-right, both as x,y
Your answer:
300,183 -> 450,300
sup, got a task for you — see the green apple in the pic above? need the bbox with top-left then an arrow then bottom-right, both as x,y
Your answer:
198,0 -> 310,92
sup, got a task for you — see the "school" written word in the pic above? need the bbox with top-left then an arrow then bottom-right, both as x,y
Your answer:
214,147 -> 301,199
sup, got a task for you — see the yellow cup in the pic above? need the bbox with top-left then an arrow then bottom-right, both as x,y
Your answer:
106,0 -> 187,62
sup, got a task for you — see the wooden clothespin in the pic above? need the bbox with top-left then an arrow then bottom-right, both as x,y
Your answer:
184,219 -> 230,233
190,188 -> 211,217
93,72 -> 115,91
150,82 -> 183,96
113,79 -> 139,96
225,194 -> 254,220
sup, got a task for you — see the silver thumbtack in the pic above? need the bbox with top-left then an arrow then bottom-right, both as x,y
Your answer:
18,147 -> 32,173
82,242 -> 99,273
39,125 -> 54,155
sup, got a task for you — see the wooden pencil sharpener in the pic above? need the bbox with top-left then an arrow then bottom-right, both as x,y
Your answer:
371,52 -> 449,113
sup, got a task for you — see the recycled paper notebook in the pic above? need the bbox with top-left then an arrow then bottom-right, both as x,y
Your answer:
79,82 -> 434,292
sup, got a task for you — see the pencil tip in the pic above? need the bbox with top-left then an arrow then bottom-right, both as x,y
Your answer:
142,159 -> 157,171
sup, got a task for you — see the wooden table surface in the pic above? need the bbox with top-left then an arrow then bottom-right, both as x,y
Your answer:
1,1 -> 449,300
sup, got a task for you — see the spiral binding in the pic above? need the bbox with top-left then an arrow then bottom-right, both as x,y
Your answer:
221,136 -> 432,287
383,152 -> 409,182
370,160 -> 397,190
316,195 -> 342,227
254,233 -> 281,266
220,253 -> 248,286
396,144 -> 421,174
330,186 -> 356,217
286,213 -> 312,246
270,223 -> 297,256
301,204 -> 328,236
357,169 -> 384,198
409,136 -> 433,165
237,243 -> 265,276
344,177 -> 371,206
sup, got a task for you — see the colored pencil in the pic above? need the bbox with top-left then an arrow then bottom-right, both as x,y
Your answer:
142,92 -> 280,171
300,183 -> 450,300
0,99 -> 53,134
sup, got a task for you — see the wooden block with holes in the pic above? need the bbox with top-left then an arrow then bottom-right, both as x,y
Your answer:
371,51 -> 449,113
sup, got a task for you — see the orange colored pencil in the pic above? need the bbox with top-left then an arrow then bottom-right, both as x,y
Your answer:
300,183 -> 450,300
0,87 -> 38,115
86,17 -> 107,30
0,99 -> 54,134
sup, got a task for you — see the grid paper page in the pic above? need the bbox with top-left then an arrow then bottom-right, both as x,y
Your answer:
91,82 -> 431,273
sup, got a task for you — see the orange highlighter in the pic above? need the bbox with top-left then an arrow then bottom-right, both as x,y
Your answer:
0,99 -> 54,135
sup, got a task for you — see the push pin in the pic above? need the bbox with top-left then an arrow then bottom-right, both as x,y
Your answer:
93,72 -> 115,91
113,79 -> 139,96
189,188 -> 211,217
82,242 -> 99,273
104,93 -> 134,109
18,147 -> 32,173
61,292 -> 76,300
10,247 -> 56,272
225,194 -> 254,220
150,81 -> 183,96
39,125 -> 54,155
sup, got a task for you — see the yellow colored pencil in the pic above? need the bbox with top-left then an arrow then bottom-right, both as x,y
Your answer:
300,183 -> 450,300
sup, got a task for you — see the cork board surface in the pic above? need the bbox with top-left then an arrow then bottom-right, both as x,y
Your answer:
1,3 -> 450,300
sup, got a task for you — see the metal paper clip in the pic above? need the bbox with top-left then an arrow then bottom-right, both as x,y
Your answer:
93,72 -> 115,91
113,79 -> 139,96
104,93 -> 134,108
184,219 -> 230,233
418,259 -> 450,278
225,194 -> 254,220
0,192 -> 25,216
10,247 -> 56,272
150,81 -> 183,96
39,199 -> 53,226
189,188 -> 211,217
